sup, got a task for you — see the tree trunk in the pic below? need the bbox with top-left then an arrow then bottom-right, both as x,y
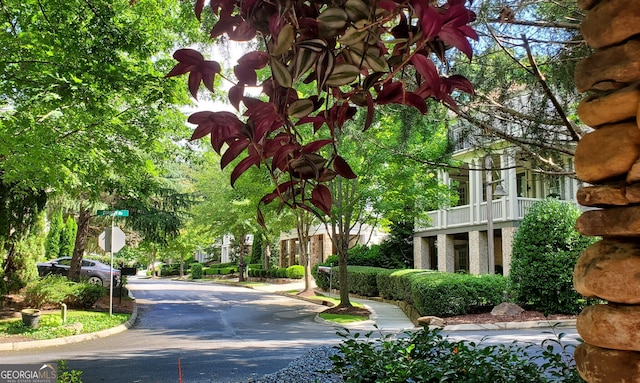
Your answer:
337,254 -> 351,307
238,236 -> 246,282
2,243 -> 16,282
68,208 -> 91,282
295,210 -> 314,294
264,243 -> 271,269
151,247 -> 158,277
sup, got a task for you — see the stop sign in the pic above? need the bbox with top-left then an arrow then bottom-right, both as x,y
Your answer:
99,227 -> 126,253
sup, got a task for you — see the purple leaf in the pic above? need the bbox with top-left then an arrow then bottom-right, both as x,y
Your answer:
311,184 -> 333,215
333,155 -> 357,179
238,51 -> 270,69
221,139 -> 250,169
231,155 -> 261,186
302,139 -> 333,153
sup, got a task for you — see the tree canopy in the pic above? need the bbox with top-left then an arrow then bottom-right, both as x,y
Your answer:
0,0 -> 206,286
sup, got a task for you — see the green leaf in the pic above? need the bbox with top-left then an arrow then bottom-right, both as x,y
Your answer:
270,58 -> 293,88
326,63 -> 360,87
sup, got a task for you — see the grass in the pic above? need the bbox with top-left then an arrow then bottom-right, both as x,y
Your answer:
0,311 -> 130,340
318,312 -> 369,323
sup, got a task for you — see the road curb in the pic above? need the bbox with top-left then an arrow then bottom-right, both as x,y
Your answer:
0,303 -> 138,352
440,319 -> 576,332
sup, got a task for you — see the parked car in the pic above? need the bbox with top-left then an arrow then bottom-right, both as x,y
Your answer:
37,257 -> 121,287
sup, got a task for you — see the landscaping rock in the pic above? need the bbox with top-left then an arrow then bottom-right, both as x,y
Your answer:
575,39 -> 640,92
627,161 -> 640,183
575,343 -> 640,383
574,122 -> 640,183
577,304 -> 640,351
626,182 -> 640,201
417,316 -> 445,328
490,302 -> 524,316
581,0 -> 640,49
576,184 -> 629,207
573,239 -> 640,304
576,205 -> 640,237
576,85 -> 640,127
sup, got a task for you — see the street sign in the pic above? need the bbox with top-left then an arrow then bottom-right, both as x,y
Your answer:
97,209 -> 129,217
98,227 -> 126,253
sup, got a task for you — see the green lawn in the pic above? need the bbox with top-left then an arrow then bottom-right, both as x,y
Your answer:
318,312 -> 369,323
0,311 -> 130,340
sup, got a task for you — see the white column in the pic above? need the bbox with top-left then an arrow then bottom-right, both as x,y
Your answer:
468,162 -> 477,224
471,159 -> 483,225
503,150 -> 518,220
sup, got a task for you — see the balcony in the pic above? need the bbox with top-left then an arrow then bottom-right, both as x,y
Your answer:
416,197 -> 560,231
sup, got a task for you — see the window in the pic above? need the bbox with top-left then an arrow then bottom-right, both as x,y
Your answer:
454,245 -> 468,272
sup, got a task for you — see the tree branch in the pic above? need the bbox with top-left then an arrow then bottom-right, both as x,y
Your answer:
450,106 -> 576,157
521,34 -> 583,141
487,18 -> 580,30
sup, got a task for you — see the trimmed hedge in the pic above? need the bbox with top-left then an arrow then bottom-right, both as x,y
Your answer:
377,269 -> 435,304
312,265 -> 508,317
346,266 -> 386,296
411,273 -> 508,317
247,266 -> 305,279
204,266 -> 237,275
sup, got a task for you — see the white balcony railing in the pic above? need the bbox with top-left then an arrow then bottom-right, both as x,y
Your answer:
417,197 -> 555,231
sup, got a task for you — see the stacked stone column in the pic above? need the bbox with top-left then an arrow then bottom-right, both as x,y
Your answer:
572,0 -> 640,381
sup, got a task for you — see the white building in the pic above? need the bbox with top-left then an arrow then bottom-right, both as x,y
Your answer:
413,131 -> 583,276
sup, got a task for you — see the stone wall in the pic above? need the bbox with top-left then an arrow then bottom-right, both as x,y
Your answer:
573,0 -> 640,381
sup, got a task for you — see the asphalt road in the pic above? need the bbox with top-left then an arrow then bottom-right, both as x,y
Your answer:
0,278 -> 342,383
0,278 -> 582,382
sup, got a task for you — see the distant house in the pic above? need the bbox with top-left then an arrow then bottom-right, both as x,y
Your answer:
279,224 -> 387,268
220,234 -> 254,263
413,129 -> 584,276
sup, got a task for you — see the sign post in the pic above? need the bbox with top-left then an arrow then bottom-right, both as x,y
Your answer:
97,209 -> 128,316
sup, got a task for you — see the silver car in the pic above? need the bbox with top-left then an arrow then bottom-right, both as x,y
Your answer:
37,257 -> 121,287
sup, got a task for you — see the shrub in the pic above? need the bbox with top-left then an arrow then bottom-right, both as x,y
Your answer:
24,275 -> 76,309
330,327 -> 583,383
377,269 -> 434,304
190,263 -> 204,279
277,267 -> 288,278
160,263 -> 180,276
346,266 -> 386,297
65,283 -> 106,309
311,257 -> 339,290
347,245 -> 383,267
510,198 -> 597,315
286,265 -> 305,279
412,273 -> 507,317
248,263 -> 263,270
